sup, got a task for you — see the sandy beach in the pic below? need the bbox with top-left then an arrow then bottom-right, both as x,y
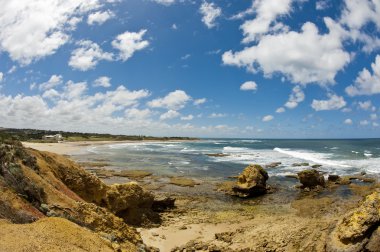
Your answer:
22,141 -> 122,155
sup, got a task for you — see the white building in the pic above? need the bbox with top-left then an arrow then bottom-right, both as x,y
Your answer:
42,134 -> 63,141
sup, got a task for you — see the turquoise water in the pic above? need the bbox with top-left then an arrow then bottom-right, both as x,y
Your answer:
82,139 -> 380,180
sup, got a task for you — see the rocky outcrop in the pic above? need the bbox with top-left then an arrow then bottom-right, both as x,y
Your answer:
30,149 -> 159,225
0,140 -> 167,251
297,169 -> 325,189
0,217 -> 115,252
222,164 -> 269,198
326,190 -> 380,252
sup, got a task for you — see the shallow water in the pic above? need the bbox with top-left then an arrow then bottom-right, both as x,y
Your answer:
79,139 -> 380,180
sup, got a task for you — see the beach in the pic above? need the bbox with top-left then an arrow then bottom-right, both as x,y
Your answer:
18,139 -> 380,251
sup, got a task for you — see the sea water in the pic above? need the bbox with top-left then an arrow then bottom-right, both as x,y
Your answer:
83,139 -> 380,181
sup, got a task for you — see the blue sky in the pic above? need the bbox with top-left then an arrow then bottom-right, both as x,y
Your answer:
0,0 -> 380,138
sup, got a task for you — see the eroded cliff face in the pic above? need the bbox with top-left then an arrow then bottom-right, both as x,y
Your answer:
0,140 -> 158,251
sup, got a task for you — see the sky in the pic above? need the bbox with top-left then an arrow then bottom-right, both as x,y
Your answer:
0,0 -> 380,138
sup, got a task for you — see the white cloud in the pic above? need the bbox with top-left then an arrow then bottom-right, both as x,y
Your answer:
181,54 -> 191,60
346,55 -> 380,96
87,10 -> 114,25
311,94 -> 347,111
344,118 -> 353,125
93,76 -> 111,88
160,110 -> 180,120
105,86 -> 150,107
42,89 -> 61,100
112,30 -> 149,61
284,86 -> 304,109
125,108 -> 151,119
193,98 -> 207,106
360,120 -> 369,126
240,81 -> 257,91
340,0 -> 380,31
69,40 -> 113,71
63,81 -> 88,100
238,0 -> 293,43
339,0 -> 380,52
199,2 -> 222,29
370,113 -> 378,120
0,81 -> 243,137
373,122 -> 379,127
148,90 -> 191,110
208,113 -> 227,118
316,0 -> 330,10
152,0 -> 176,5
262,115 -> 274,122
181,114 -> 194,121
276,107 -> 285,113
223,18 -> 350,85
0,0 -> 101,65
39,75 -> 63,91
358,100 -> 372,110
342,107 -> 352,113
7,65 -> 17,74
172,24 -> 178,30
0,72 -> 3,82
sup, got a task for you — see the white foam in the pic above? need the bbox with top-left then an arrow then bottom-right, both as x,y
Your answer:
223,146 -> 252,153
273,147 -> 350,168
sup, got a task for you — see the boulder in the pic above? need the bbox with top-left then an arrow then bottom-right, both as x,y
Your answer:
326,190 -> 380,252
265,162 -> 282,168
232,164 -> 269,198
328,175 -> 341,182
366,227 -> 380,252
297,169 -> 325,189
152,195 -> 175,212
292,162 -> 310,167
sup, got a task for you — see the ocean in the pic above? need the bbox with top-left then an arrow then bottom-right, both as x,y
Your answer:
81,139 -> 380,182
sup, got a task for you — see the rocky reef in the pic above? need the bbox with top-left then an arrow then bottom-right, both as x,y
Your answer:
0,140 -> 167,251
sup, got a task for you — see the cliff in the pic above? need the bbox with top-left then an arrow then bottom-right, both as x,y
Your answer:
0,140 -> 159,251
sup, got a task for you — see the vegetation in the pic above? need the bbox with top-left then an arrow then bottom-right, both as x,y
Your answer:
0,127 -> 198,142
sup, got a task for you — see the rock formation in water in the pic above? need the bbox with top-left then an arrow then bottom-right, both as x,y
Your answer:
297,169 -> 325,189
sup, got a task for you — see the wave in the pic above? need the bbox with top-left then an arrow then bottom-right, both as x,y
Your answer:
273,147 -> 350,167
223,146 -> 252,153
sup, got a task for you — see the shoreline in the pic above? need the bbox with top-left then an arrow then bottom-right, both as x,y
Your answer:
21,139 -> 199,155
19,140 -> 380,251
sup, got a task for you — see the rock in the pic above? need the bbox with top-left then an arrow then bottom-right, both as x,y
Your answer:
232,164 -> 269,198
347,175 -> 376,183
152,195 -> 175,212
328,175 -> 340,182
326,191 -> 380,252
169,177 -> 200,187
215,231 -> 235,244
115,170 -> 153,179
366,227 -> 380,252
285,174 -> 298,179
292,162 -> 310,167
206,153 -> 229,157
297,169 -> 325,189
311,164 -> 322,169
265,162 -> 282,168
